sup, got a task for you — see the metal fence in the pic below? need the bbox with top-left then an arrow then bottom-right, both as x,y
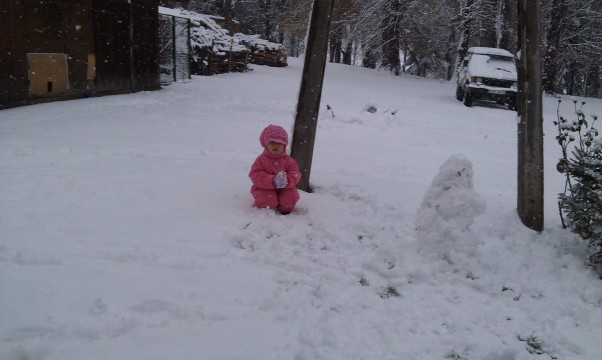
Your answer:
159,14 -> 191,85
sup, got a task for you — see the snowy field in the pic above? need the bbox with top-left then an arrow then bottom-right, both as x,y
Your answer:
1,58 -> 601,360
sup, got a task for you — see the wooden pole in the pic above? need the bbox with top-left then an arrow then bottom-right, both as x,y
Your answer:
517,0 -> 544,231
172,16 -> 177,82
290,0 -> 335,192
224,0 -> 233,34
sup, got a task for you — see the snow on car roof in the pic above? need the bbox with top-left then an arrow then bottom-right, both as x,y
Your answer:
467,47 -> 515,58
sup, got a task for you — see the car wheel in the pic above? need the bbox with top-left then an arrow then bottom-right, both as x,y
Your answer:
455,86 -> 464,101
463,90 -> 472,107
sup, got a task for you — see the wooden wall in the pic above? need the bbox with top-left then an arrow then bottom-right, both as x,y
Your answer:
0,0 -> 160,109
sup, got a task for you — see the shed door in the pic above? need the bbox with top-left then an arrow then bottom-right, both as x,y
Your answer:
27,53 -> 69,95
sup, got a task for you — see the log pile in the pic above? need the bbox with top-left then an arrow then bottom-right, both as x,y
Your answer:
190,17 -> 250,76
234,34 -> 288,67
190,40 -> 249,76
162,8 -> 287,76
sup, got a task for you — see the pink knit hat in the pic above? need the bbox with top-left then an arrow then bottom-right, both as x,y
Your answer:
260,124 -> 289,148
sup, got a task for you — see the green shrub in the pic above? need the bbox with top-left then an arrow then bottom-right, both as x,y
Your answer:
554,99 -> 602,270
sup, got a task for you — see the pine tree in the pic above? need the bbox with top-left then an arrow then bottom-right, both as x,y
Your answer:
555,100 -> 602,268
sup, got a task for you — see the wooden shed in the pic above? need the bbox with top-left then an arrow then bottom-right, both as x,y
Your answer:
0,0 -> 160,110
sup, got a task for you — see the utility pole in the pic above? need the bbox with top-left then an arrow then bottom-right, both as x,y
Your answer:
517,0 -> 544,231
290,0 -> 335,192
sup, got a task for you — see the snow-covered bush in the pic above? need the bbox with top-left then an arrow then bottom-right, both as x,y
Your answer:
415,154 -> 486,264
554,99 -> 602,269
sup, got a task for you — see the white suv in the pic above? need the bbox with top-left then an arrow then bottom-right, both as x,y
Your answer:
456,47 -> 518,110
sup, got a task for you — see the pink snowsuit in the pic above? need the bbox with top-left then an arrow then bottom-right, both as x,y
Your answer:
249,125 -> 301,213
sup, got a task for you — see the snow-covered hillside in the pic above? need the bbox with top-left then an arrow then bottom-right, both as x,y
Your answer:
1,58 -> 600,360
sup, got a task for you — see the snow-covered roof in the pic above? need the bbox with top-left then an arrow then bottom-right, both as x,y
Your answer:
158,7 -> 238,27
159,6 -> 226,34
158,6 -> 186,18
467,47 -> 515,58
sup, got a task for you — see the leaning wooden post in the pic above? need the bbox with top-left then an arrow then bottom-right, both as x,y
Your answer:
516,0 -> 544,231
290,0 -> 335,192
172,15 -> 177,82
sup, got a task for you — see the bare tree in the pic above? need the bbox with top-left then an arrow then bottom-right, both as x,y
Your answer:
278,0 -> 311,57
380,0 -> 402,74
399,0 -> 459,78
542,0 -> 602,96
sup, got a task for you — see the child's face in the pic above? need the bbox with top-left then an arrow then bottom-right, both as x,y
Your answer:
267,142 -> 285,155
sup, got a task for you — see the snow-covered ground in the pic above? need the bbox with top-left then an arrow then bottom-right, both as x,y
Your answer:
1,58 -> 600,360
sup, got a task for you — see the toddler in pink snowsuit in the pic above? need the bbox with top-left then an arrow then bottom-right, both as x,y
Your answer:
249,124 -> 301,214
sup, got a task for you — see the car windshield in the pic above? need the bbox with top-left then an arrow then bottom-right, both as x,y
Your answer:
470,54 -> 516,79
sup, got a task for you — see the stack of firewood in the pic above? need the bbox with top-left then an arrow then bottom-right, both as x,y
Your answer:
190,17 -> 249,75
234,34 -> 288,67
188,12 -> 287,75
